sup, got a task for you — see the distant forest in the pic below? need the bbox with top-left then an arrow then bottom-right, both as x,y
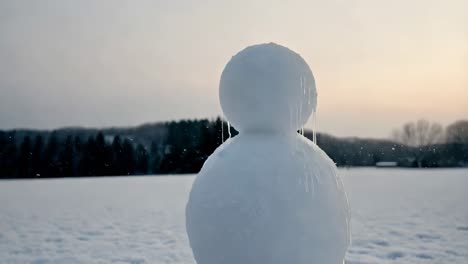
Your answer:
0,118 -> 467,178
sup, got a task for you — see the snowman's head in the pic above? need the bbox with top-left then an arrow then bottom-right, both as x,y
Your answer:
220,43 -> 317,134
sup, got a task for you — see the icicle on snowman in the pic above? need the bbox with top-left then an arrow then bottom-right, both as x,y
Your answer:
186,43 -> 350,264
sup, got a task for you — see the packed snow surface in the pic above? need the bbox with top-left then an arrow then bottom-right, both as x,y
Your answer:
187,134 -> 349,264
0,168 -> 467,264
188,43 -> 347,264
219,43 -> 316,133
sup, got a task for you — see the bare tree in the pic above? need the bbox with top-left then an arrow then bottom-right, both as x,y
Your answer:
446,120 -> 468,144
392,119 -> 444,147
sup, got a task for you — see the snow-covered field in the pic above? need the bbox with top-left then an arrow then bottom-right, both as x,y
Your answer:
0,168 -> 467,264
342,169 -> 468,264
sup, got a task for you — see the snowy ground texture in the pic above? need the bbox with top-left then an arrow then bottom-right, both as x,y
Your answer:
0,168 -> 467,264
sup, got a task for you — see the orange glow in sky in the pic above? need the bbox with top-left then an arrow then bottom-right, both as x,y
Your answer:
1,0 -> 467,138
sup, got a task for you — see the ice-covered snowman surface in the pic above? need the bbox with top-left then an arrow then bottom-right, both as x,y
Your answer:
186,43 -> 350,264
219,43 -> 316,133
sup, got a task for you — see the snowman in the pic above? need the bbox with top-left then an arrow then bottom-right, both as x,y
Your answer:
186,43 -> 350,264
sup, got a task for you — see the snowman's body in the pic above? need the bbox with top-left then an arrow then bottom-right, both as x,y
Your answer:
186,43 -> 350,264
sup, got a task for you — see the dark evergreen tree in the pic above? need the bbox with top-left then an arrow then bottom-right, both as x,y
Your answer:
135,144 -> 149,175
59,136 -> 74,176
73,136 -> 83,175
1,133 -> 17,178
78,136 -> 97,176
31,135 -> 44,177
43,132 -> 59,177
122,138 -> 135,175
110,135 -> 137,176
159,122 -> 183,173
200,120 -> 218,159
18,136 -> 32,177
214,117 -> 224,146
95,132 -> 112,176
0,132 -> 6,177
0,131 -> 6,156
149,141 -> 161,174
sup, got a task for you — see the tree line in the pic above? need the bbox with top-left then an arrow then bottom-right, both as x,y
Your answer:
0,118 -> 233,178
316,119 -> 467,168
0,118 -> 467,178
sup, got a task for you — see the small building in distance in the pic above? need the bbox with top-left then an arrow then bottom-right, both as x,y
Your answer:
375,161 -> 398,168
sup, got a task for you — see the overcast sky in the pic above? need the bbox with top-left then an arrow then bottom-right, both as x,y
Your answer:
1,0 -> 467,138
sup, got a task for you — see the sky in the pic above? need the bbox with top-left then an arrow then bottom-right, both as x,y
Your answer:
0,0 -> 467,138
